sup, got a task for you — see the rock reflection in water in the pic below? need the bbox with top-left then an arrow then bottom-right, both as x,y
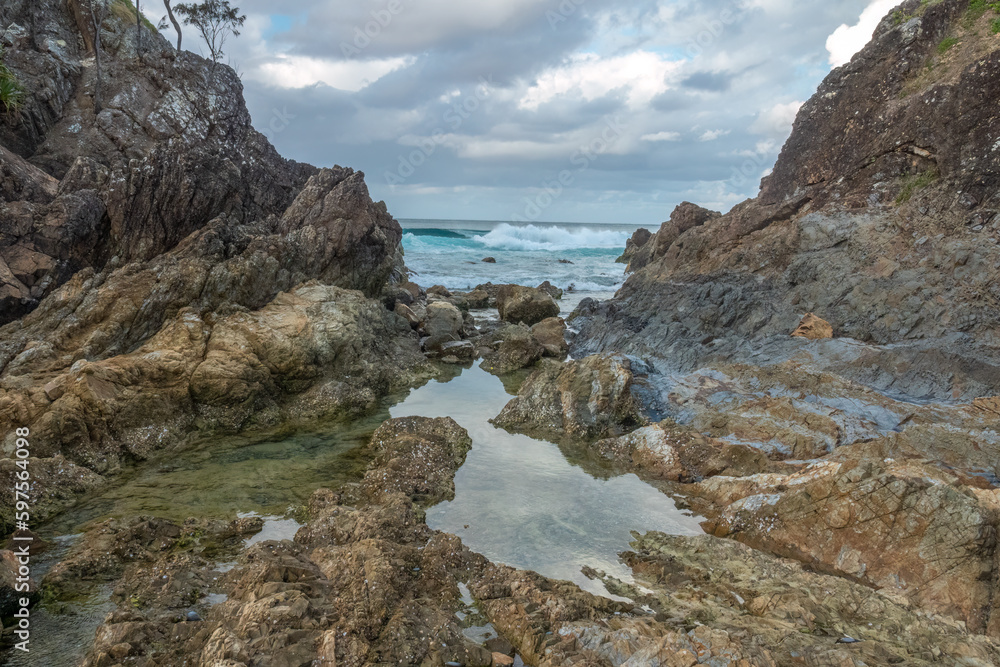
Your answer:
391,364 -> 704,597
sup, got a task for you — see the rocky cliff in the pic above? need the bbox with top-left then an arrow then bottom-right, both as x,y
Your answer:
0,0 -> 424,531
575,0 -> 1000,396
506,0 -> 1000,640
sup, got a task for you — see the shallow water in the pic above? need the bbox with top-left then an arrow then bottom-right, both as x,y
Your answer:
391,364 -> 704,597
9,362 -> 701,664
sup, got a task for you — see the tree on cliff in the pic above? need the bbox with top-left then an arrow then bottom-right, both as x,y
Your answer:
87,0 -> 111,114
159,0 -> 182,50
174,0 -> 245,66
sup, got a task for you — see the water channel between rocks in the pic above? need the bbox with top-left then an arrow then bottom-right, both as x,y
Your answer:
11,361 -> 703,665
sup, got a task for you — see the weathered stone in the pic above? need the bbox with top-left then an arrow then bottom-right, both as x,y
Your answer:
492,354 -> 648,440
496,285 -> 560,326
479,323 -> 544,376
791,312 -> 833,339
530,317 -> 568,358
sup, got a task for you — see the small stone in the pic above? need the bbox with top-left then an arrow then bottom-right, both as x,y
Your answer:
492,653 -> 515,666
186,610 -> 203,622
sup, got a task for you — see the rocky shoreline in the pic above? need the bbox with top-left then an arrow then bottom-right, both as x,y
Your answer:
3,0 -> 1000,665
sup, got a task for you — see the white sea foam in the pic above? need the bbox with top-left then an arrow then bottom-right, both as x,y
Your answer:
472,223 -> 630,251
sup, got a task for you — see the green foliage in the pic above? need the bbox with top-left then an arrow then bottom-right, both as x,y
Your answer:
937,36 -> 959,53
992,17 -> 1000,32
967,0 -> 1000,21
175,0 -> 246,64
0,48 -> 24,114
895,168 -> 939,204
110,0 -> 157,31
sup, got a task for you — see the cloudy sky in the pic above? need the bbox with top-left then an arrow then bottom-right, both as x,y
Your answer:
152,0 -> 898,224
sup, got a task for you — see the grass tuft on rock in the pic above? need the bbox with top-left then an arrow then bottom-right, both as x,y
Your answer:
0,47 -> 24,114
896,168 -> 939,204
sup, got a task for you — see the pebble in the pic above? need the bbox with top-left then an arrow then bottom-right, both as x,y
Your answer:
186,610 -> 203,622
835,636 -> 861,644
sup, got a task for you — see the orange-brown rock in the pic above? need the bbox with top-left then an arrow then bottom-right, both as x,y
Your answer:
791,312 -> 833,340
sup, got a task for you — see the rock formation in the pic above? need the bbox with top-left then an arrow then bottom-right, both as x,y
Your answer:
496,0 -> 1000,643
0,0 -> 424,531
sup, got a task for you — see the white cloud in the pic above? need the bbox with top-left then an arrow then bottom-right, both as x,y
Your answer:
751,101 -> 803,136
641,131 -> 682,142
251,54 -> 414,90
699,129 -> 731,142
519,51 -> 682,111
826,0 -> 898,67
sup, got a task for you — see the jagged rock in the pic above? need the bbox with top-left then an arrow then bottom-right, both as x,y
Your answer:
536,280 -> 563,300
0,1 -> 318,323
75,417 -> 494,667
616,227 -> 652,266
496,284 -> 560,326
492,354 -> 648,440
394,301 -> 420,329
360,417 -> 473,506
462,288 -> 490,309
791,312 -> 833,339
593,421 -> 782,482
572,0 -> 1000,396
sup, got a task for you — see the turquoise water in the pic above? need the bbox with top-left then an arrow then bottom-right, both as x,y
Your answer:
401,219 -> 642,294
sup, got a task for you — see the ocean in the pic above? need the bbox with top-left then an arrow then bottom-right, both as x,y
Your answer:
400,219 -> 645,306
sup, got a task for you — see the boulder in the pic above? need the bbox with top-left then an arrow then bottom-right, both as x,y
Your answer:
422,301 -> 465,353
492,354 -> 648,440
496,285 -> 560,326
480,324 -> 544,375
529,317 -> 568,357
394,302 -> 420,329
791,312 -> 834,339
482,257 -> 497,263
462,289 -> 490,309
360,417 -> 473,506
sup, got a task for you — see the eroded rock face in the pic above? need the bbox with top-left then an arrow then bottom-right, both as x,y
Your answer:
496,284 -> 560,326
696,452 -> 1000,635
0,0 -> 318,324
492,354 -> 649,440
